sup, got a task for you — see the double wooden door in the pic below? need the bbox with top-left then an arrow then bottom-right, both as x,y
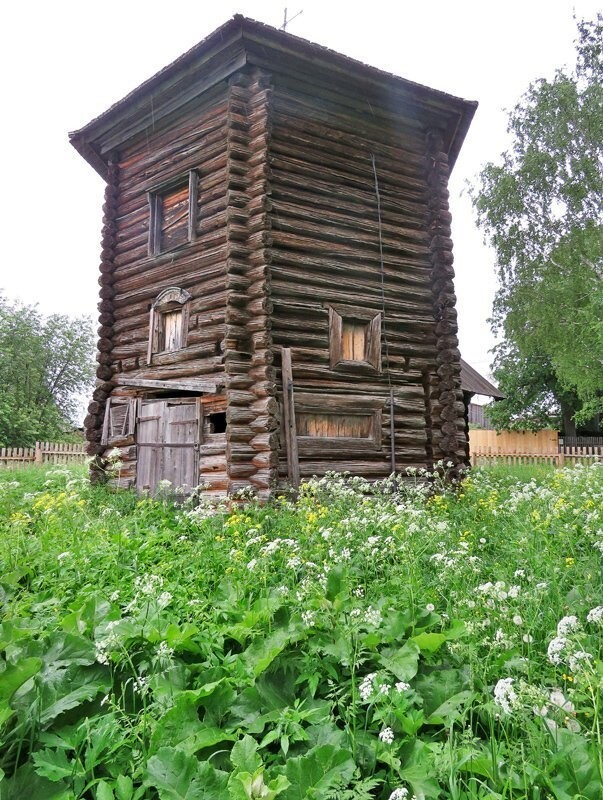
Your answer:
136,398 -> 200,494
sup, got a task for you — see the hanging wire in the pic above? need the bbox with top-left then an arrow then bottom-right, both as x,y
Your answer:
371,154 -> 396,473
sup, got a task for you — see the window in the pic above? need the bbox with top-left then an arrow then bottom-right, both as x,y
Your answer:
294,394 -> 383,455
329,305 -> 381,372
101,397 -> 137,445
147,287 -> 191,364
148,171 -> 198,255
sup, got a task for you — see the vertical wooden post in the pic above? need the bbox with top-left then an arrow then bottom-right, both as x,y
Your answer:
281,347 -> 299,489
35,442 -> 43,465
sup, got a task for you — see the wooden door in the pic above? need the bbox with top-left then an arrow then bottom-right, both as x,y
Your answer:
136,399 -> 200,494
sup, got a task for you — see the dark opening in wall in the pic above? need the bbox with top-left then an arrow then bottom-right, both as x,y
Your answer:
207,412 -> 227,433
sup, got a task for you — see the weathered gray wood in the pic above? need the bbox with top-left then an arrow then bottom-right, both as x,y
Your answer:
281,347 -> 299,488
113,376 -> 222,392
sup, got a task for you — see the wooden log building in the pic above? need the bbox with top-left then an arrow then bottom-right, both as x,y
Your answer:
70,15 -> 477,498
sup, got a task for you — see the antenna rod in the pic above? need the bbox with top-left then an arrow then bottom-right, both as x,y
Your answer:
281,7 -> 303,30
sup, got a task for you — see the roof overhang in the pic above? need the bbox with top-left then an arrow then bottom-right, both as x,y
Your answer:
70,15 -> 477,181
460,358 -> 505,400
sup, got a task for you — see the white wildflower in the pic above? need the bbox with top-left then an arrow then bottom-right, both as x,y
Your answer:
378,726 -> 395,744
549,689 -> 574,713
246,558 -> 258,572
359,673 -> 375,702
396,681 -> 411,693
586,606 -> 603,625
301,610 -> 316,627
95,643 -> 109,665
493,677 -> 518,715
134,676 -> 150,695
568,650 -> 593,673
547,636 -> 568,665
557,616 -> 580,636
425,603 -> 435,613
522,634 -> 534,644
156,641 -> 174,664
512,615 -> 523,626
364,606 -> 382,627
157,591 -> 172,609
388,790 -> 409,800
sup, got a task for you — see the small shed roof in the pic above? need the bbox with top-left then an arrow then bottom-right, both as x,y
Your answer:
70,15 -> 477,180
460,359 -> 505,400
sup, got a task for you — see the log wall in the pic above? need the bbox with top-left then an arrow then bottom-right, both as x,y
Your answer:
87,61 -> 469,493
224,68 -> 278,498
267,76 -> 446,480
93,87 -> 232,487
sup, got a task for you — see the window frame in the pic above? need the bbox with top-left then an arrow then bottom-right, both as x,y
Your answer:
147,287 -> 191,364
328,304 -> 382,373
148,171 -> 198,256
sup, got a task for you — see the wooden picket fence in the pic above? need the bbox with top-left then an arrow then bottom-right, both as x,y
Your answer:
0,442 -> 87,470
470,445 -> 603,467
469,429 -> 603,466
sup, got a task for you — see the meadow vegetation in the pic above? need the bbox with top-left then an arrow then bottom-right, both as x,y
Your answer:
0,462 -> 602,799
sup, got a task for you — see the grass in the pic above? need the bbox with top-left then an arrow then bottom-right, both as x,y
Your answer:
0,462 -> 602,799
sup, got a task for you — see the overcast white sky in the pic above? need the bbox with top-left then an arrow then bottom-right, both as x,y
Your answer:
1,0 -> 599,382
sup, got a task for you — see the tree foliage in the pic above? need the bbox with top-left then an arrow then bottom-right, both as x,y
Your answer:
473,15 -> 603,429
0,294 -> 95,447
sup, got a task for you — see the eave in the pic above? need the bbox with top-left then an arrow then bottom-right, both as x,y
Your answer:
69,15 -> 477,180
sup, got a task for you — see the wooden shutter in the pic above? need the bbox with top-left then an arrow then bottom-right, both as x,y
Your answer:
101,398 -> 137,445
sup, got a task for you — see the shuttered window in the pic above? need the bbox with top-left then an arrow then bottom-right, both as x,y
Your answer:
149,171 -> 198,255
329,306 -> 381,372
101,398 -> 137,445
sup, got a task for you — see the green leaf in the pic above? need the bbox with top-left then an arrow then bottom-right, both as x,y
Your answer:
96,781 -> 115,800
144,747 -> 228,800
398,764 -> 441,800
150,685 -> 235,755
115,775 -> 134,800
281,745 -> 355,799
425,689 -> 474,724
243,626 -> 299,678
36,666 -> 111,727
0,762 -> 72,800
410,632 -> 446,654
414,668 -> 469,719
230,735 -> 262,773
378,641 -> 420,682
43,632 -> 97,668
32,748 -> 78,782
0,656 -> 42,725
325,566 -> 343,601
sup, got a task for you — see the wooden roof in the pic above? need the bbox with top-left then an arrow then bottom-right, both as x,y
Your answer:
70,15 -> 477,180
460,358 -> 505,399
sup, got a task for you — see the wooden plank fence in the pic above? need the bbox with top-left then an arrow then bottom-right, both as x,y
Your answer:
0,442 -> 87,470
471,446 -> 603,467
469,428 -> 603,466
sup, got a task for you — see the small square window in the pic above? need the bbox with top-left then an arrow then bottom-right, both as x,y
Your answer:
149,171 -> 198,255
329,305 -> 381,372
